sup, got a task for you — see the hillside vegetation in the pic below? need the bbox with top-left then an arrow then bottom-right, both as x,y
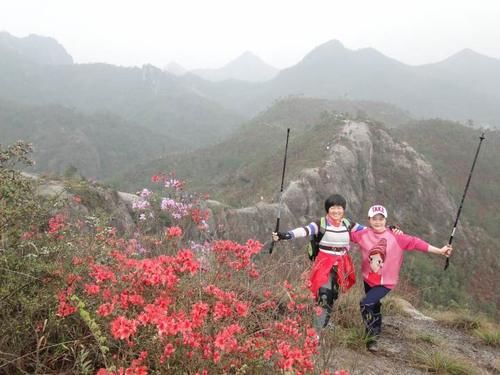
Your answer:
0,99 -> 178,179
112,101 -> 500,317
393,120 -> 500,240
1,144 -> 498,373
112,97 -> 413,199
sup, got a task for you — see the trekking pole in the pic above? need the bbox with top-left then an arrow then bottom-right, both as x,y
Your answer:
269,128 -> 291,254
444,132 -> 485,270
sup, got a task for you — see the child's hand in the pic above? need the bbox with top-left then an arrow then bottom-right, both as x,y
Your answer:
441,244 -> 453,257
389,224 -> 404,235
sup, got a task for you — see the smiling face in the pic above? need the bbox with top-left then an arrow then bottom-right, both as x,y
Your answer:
327,205 -> 345,224
369,214 -> 387,233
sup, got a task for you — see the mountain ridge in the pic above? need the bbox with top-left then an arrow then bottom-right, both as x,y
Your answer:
3,32 -> 500,127
190,50 -> 278,82
0,31 -> 73,65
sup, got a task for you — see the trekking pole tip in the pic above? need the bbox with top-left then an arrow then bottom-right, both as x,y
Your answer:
444,257 -> 450,270
269,241 -> 275,254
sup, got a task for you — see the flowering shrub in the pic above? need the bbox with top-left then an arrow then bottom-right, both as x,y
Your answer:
1,159 -> 353,374
58,239 -> 319,374
0,141 -> 41,247
47,213 -> 67,239
53,174 -> 322,374
131,173 -> 209,234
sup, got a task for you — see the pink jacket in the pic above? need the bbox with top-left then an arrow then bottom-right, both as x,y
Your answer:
350,228 -> 429,289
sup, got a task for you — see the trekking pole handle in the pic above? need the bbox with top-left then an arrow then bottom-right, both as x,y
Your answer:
269,218 -> 280,254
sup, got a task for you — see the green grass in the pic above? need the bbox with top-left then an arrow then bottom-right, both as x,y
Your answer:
321,325 -> 368,351
413,332 -> 442,346
412,347 -> 479,375
431,310 -> 483,331
474,325 -> 500,347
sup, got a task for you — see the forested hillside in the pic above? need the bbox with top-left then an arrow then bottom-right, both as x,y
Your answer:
0,100 -> 177,178
0,33 -> 244,149
393,120 -> 500,247
112,97 -> 413,196
111,99 -> 499,316
1,33 -> 498,318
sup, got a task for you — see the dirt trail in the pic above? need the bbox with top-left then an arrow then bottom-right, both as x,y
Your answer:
320,298 -> 499,374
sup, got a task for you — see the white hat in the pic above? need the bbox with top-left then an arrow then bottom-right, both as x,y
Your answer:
368,205 -> 387,218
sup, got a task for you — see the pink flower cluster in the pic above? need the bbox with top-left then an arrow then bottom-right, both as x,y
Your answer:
165,226 -> 182,239
151,173 -> 185,191
211,239 -> 262,278
96,351 -> 148,375
55,174 -> 322,374
57,237 -> 320,373
56,290 -> 76,317
160,198 -> 191,219
47,214 -> 66,239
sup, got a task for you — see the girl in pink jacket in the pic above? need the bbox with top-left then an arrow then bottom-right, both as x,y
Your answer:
350,205 -> 452,351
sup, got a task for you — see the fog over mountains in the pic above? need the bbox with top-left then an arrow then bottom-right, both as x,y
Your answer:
189,51 -> 279,82
1,30 -> 500,181
2,32 -> 500,127
216,40 -> 500,126
1,31 -> 499,315
0,31 -> 73,65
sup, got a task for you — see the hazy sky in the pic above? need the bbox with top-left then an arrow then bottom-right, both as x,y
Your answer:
1,0 -> 499,70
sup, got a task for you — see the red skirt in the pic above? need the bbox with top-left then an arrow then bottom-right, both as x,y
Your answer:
310,251 -> 356,298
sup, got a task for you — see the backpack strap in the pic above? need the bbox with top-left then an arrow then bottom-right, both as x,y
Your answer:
308,217 -> 327,261
342,217 -> 355,232
319,216 -> 326,235
316,216 -> 328,243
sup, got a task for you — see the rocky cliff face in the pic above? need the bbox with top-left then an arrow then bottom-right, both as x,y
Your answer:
32,120 -> 496,309
207,120 -> 457,244
204,120 -> 498,310
33,176 -> 136,235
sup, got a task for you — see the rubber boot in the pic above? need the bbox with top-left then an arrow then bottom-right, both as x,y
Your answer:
372,302 -> 382,336
314,292 -> 333,335
360,302 -> 380,351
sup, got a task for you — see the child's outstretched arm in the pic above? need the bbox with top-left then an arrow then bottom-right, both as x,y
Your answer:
427,244 -> 453,257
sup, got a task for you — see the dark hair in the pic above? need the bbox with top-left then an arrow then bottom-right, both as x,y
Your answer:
324,194 -> 346,212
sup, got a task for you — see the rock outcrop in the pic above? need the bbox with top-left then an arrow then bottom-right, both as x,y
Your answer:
206,120 -> 458,246
204,120 -> 500,310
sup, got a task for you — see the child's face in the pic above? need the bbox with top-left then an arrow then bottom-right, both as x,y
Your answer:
369,214 -> 386,233
327,205 -> 344,222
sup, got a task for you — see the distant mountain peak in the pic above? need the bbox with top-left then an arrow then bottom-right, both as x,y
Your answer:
239,50 -> 260,59
301,39 -> 350,63
164,61 -> 187,76
0,31 -> 73,65
430,48 -> 500,69
190,51 -> 278,82
445,48 -> 496,62
323,39 -> 345,48
303,39 -> 401,62
224,51 -> 274,69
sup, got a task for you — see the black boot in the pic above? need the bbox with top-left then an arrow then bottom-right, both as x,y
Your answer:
372,302 -> 382,336
314,288 -> 335,333
360,303 -> 381,351
367,311 -> 382,352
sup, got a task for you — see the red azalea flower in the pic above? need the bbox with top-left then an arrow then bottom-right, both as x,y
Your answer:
97,303 -> 115,317
111,316 -> 138,340
166,226 -> 183,239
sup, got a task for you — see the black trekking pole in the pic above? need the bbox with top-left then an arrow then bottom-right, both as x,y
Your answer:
444,132 -> 485,270
269,128 -> 291,254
